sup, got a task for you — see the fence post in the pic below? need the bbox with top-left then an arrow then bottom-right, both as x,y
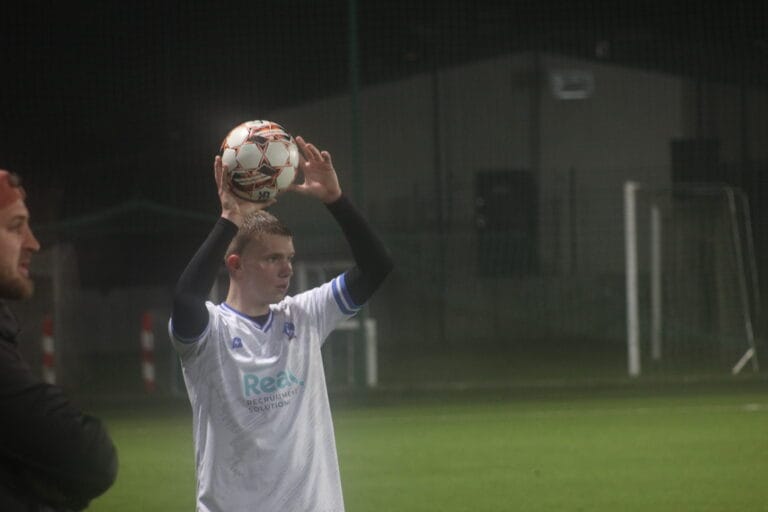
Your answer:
141,312 -> 155,393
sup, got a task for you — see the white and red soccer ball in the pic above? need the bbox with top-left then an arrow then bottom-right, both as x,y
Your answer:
220,120 -> 300,202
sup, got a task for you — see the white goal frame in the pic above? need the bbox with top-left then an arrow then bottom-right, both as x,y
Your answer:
624,181 -> 761,377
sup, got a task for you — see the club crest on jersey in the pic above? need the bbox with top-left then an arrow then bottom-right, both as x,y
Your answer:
283,322 -> 295,339
232,337 -> 243,349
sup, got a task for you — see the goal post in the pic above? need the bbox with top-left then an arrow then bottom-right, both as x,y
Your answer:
624,182 -> 641,377
624,181 -> 761,377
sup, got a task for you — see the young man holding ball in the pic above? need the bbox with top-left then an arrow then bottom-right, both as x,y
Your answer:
169,136 -> 393,511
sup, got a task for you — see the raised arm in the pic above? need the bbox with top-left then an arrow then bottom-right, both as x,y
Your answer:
326,195 -> 393,304
291,137 -> 393,305
171,156 -> 272,340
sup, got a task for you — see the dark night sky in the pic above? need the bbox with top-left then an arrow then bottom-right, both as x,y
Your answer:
1,0 -> 766,287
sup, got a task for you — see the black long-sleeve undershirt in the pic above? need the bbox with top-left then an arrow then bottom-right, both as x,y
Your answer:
171,195 -> 393,340
325,195 -> 393,304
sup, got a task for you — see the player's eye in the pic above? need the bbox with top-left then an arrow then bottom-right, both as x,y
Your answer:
7,221 -> 24,233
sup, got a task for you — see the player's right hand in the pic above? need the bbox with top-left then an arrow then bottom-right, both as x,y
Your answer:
214,155 -> 275,226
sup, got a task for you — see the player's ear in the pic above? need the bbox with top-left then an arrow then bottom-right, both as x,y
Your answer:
225,253 -> 241,272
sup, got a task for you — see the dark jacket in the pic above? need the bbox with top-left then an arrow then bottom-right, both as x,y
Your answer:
0,302 -> 117,511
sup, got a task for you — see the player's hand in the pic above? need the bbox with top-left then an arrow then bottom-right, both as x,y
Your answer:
214,155 -> 274,226
289,136 -> 342,204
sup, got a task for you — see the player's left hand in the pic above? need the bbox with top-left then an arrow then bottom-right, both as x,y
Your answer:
289,136 -> 342,204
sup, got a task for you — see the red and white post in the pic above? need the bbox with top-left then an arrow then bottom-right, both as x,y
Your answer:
140,312 -> 155,393
41,316 -> 56,384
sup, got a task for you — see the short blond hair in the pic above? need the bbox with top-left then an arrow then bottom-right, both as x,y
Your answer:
225,210 -> 292,258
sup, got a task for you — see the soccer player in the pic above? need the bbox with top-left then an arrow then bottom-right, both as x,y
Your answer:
169,136 -> 393,511
0,169 -> 118,511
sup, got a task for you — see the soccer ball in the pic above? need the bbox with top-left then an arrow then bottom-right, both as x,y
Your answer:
220,120 -> 300,202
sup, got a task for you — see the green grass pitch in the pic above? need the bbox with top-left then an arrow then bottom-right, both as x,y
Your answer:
88,386 -> 768,511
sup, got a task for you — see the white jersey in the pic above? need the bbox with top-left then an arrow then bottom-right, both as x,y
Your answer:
169,273 -> 361,512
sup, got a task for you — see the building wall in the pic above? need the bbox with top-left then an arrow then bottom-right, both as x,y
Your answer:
269,72 -> 442,234
261,51 -> 768,349
538,54 -> 683,275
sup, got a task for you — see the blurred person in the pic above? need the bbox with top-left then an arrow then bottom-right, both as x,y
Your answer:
0,169 -> 118,511
169,136 -> 393,511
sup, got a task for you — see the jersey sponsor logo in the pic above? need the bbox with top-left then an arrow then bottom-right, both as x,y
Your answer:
243,369 -> 304,397
232,337 -> 243,349
283,321 -> 295,339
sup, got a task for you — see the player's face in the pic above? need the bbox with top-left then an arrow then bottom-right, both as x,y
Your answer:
0,198 -> 40,299
237,234 -> 295,307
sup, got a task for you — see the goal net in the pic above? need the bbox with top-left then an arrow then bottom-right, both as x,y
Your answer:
624,182 -> 761,377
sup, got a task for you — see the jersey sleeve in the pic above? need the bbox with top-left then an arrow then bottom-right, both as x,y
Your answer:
290,272 -> 362,345
168,302 -> 216,359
